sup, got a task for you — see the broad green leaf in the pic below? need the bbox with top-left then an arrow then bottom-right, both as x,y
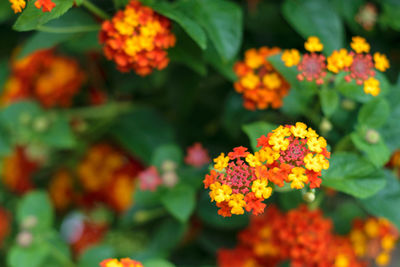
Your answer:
143,259 -> 175,267
13,0 -> 75,31
78,245 -> 115,267
39,115 -> 76,149
151,144 -> 183,169
350,131 -> 391,167
382,77 -> 400,151
359,170 -> 400,230
335,73 -> 373,103
319,88 -> 339,118
242,121 -> 277,151
161,184 -> 195,222
146,1 -> 207,50
112,108 -> 174,164
358,98 -> 390,129
322,153 -> 386,198
0,1 -> 13,23
16,191 -> 54,231
282,0 -> 344,54
203,42 -> 236,81
185,0 -> 242,61
380,1 -> 400,31
8,245 -> 49,267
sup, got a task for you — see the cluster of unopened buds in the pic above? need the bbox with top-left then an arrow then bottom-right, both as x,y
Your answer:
203,122 -> 330,217
234,47 -> 290,110
218,205 -> 399,267
281,36 -> 389,96
9,0 -> 55,13
99,0 -> 176,76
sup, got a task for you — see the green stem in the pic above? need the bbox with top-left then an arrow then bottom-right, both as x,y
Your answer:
63,102 -> 133,120
37,25 -> 100,34
82,0 -> 110,20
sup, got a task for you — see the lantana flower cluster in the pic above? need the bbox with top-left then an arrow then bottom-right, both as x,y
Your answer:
218,205 -> 369,267
203,123 -> 330,217
99,0 -> 176,76
9,0 -> 55,13
282,36 -> 390,96
350,217 -> 399,266
100,258 -> 143,267
234,47 -> 290,110
1,49 -> 85,108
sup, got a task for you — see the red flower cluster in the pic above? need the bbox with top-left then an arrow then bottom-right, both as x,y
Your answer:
1,147 -> 39,195
99,0 -> 176,75
1,49 -> 85,108
234,47 -> 290,110
218,205 -> 367,267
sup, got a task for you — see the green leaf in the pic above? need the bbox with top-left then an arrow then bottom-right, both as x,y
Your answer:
359,170 -> 400,230
203,43 -> 236,81
146,1 -> 207,50
0,58 -> 10,91
39,115 -> 76,149
185,0 -> 242,60
78,245 -> 115,267
161,184 -> 195,222
8,245 -> 49,267
282,0 -> 344,54
151,144 -> 183,169
335,73 -> 373,103
17,191 -> 54,231
13,0 -> 75,31
143,259 -> 176,267
322,152 -> 386,198
112,108 -> 174,164
350,131 -> 391,167
319,88 -> 339,118
328,201 -> 366,235
242,121 -> 277,151
358,98 -> 390,129
380,1 -> 400,31
383,78 -> 400,151
0,1 -> 13,23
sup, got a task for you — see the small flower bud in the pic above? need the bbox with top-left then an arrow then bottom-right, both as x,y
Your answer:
365,129 -> 380,144
320,118 -> 333,133
17,231 -> 33,247
21,216 -> 38,229
161,160 -> 177,172
19,112 -> 32,125
303,192 -> 316,203
341,99 -> 356,111
162,171 -> 178,188
32,116 -> 50,132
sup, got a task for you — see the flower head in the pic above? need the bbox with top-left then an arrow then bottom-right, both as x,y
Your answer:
184,142 -> 210,168
34,0 -> 56,12
351,36 -> 370,54
49,170 -> 75,211
9,0 -> 26,13
327,49 -> 353,73
363,76 -> 380,96
234,47 -> 290,110
281,49 -> 301,67
373,52 -> 390,72
100,258 -> 143,267
355,3 -> 378,31
99,0 -> 176,75
138,166 -> 162,191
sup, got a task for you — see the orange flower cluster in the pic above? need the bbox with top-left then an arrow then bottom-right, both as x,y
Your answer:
99,0 -> 176,76
48,143 -> 143,213
234,47 -> 290,110
100,258 -> 143,267
1,147 -> 39,195
350,217 -> 399,266
203,123 -> 330,217
1,49 -> 85,108
9,0 -> 55,13
387,150 -> 400,177
282,36 -> 390,96
218,205 -> 366,267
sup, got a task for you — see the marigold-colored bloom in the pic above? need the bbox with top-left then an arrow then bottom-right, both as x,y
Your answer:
304,36 -> 323,52
1,49 -> 85,108
327,49 -> 353,73
257,123 -> 330,189
350,217 -> 399,266
363,76 -> 380,96
100,258 -> 143,267
138,166 -> 162,191
49,170 -> 75,211
77,143 -> 143,212
373,52 -> 390,72
351,36 -> 371,54
2,147 -> 39,195
34,0 -> 56,12
184,142 -> 210,168
99,0 -> 176,75
281,49 -> 301,67
233,47 -> 290,110
9,0 -> 26,13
